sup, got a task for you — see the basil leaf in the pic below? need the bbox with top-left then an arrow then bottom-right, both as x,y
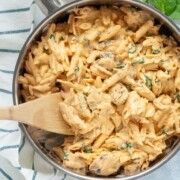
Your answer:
83,146 -> 93,153
148,0 -> 177,15
140,0 -> 149,2
170,4 -> 180,19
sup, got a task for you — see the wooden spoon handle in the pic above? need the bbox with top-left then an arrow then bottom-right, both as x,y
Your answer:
0,104 -> 72,135
0,107 -> 15,120
0,93 -> 73,135
0,106 -> 37,125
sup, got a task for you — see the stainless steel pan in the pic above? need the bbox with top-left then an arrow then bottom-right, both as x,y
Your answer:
13,0 -> 180,179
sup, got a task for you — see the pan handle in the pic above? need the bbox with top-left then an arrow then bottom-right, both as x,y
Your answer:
35,0 -> 75,16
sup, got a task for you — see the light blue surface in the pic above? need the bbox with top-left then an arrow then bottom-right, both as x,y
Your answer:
0,0 -> 179,180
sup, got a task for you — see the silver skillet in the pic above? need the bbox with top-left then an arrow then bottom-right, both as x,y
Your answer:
13,0 -> 180,179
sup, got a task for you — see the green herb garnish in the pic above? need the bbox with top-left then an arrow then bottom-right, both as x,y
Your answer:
176,92 -> 180,103
148,0 -> 177,16
152,48 -> 160,54
63,152 -> 69,160
140,0 -> 180,19
101,52 -> 113,59
49,34 -> 55,41
83,146 -> 93,153
116,62 -> 125,69
74,66 -> 79,73
128,44 -> 137,54
132,58 -> 145,66
121,142 -> 133,149
43,48 -> 50,54
59,36 -> 64,41
145,75 -> 152,89
160,129 -> 168,136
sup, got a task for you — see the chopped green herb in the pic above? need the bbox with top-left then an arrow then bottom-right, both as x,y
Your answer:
59,36 -> 64,41
145,75 -> 152,89
176,92 -> 180,103
152,48 -> 160,54
116,62 -> 125,69
160,129 -> 168,136
126,85 -> 132,91
43,48 -> 50,54
63,152 -> 69,160
146,32 -> 153,36
121,142 -> 133,149
128,44 -> 137,54
49,34 -> 55,41
101,52 -> 113,59
74,66 -> 79,73
83,146 -> 93,153
160,59 -> 165,64
132,58 -> 145,66
129,7 -> 138,12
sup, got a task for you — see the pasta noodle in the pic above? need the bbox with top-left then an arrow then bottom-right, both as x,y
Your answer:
18,5 -> 180,177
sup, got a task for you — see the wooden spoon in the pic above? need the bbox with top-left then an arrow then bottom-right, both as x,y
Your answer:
0,93 -> 73,135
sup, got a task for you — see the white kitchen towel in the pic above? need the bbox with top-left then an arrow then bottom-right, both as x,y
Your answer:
0,0 -> 179,180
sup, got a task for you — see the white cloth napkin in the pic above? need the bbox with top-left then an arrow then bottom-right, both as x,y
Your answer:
0,0 -> 179,179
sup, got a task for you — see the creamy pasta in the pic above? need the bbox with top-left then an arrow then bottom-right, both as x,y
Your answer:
19,5 -> 180,176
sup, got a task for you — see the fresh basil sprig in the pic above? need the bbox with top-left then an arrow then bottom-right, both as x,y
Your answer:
140,0 -> 180,19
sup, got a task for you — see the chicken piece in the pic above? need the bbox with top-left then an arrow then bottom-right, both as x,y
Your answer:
75,152 -> 97,165
122,91 -> 148,120
89,151 -> 121,176
103,129 -> 131,150
68,128 -> 101,151
86,87 -> 112,111
72,92 -> 92,120
59,102 -> 89,134
89,151 -> 130,176
109,83 -> 129,106
63,152 -> 87,173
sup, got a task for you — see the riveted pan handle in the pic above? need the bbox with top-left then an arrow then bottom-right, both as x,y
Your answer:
35,0 -> 75,16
